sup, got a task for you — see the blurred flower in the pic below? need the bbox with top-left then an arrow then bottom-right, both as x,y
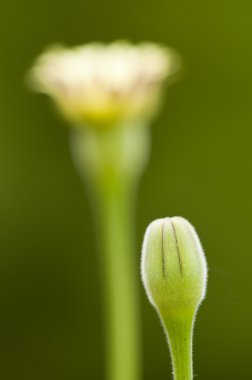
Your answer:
29,41 -> 181,127
28,42 -> 183,380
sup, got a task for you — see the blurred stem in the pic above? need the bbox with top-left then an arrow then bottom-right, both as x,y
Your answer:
71,123 -> 149,380
163,313 -> 194,380
98,174 -> 140,380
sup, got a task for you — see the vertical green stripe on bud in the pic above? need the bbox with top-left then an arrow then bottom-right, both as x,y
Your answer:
141,217 -> 207,380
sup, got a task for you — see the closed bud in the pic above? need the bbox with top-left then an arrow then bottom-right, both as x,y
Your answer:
141,216 -> 207,316
141,216 -> 208,380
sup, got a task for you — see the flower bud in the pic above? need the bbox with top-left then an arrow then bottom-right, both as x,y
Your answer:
141,217 -> 207,317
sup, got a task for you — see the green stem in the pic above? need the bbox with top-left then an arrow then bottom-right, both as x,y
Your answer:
163,314 -> 194,380
71,124 -> 149,380
98,177 -> 140,380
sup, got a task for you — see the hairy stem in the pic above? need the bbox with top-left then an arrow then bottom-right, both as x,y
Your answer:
163,314 -> 194,380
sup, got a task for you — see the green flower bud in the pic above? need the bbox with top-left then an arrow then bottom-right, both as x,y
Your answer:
142,216 -> 207,316
141,217 -> 207,380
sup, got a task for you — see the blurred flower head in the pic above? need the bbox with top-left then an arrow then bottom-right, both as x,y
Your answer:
29,41 -> 181,128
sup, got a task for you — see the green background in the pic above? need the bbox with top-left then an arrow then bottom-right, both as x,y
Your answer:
0,0 -> 251,379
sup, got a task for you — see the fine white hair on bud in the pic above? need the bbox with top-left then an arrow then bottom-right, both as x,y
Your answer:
141,216 -> 207,316
28,41 -> 181,127
141,217 -> 208,380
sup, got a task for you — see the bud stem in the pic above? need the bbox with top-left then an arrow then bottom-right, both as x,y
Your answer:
163,313 -> 194,380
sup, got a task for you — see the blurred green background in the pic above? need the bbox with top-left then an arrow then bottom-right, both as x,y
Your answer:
0,0 -> 252,379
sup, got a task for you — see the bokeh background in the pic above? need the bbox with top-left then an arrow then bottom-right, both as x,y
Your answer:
0,0 -> 251,379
